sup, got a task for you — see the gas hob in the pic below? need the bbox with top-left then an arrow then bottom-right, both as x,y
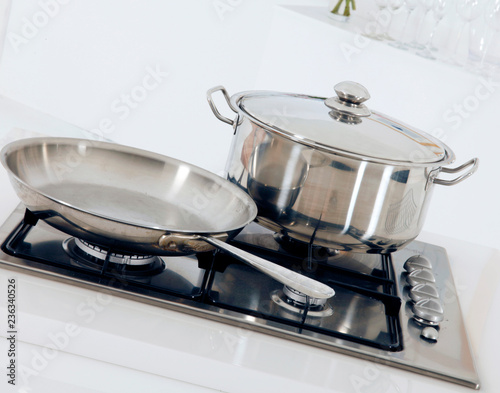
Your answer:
0,204 -> 480,389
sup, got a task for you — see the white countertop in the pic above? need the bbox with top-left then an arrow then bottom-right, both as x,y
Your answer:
0,97 -> 498,392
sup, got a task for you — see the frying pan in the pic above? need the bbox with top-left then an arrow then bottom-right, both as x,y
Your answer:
1,137 -> 333,299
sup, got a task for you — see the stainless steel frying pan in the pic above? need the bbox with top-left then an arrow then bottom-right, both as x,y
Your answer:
1,137 -> 333,299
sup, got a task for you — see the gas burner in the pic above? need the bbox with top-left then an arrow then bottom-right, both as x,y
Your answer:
271,285 -> 334,318
273,233 -> 338,259
63,238 -> 165,276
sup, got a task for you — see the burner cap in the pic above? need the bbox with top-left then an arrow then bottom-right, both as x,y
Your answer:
73,238 -> 158,266
270,285 -> 334,318
283,285 -> 327,307
62,238 -> 165,277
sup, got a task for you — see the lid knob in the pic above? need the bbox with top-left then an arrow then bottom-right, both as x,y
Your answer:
334,81 -> 370,104
325,81 -> 372,119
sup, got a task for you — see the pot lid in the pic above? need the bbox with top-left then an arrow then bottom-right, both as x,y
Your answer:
234,82 -> 453,165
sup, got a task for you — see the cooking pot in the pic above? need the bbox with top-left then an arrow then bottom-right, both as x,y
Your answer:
207,81 -> 478,253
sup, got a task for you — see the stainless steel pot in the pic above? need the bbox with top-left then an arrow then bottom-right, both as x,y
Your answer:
207,82 -> 479,253
1,137 -> 334,298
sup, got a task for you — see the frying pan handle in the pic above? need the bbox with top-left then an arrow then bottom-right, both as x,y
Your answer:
207,86 -> 237,126
159,233 -> 226,254
200,236 -> 335,299
432,158 -> 479,186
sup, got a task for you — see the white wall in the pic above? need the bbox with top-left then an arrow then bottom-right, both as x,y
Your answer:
0,1 -> 498,249
0,0 -> 327,173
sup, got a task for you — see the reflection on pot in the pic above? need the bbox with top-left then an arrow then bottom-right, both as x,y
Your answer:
385,189 -> 418,235
247,141 -> 308,220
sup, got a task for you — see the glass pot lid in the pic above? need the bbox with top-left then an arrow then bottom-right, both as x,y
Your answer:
233,81 -> 453,166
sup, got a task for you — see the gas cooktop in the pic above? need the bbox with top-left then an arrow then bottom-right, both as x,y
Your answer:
0,204 -> 480,389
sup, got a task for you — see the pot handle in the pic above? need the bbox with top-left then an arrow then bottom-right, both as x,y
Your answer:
207,86 -> 236,126
432,158 -> 479,186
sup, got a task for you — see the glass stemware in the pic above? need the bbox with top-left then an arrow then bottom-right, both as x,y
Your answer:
389,0 -> 420,49
479,0 -> 500,72
408,0 -> 435,49
451,0 -> 482,65
417,0 -> 448,59
364,0 -> 389,40
380,0 -> 405,41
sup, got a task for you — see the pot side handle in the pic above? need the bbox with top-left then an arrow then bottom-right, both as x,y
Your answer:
432,158 -> 479,186
207,85 -> 236,126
